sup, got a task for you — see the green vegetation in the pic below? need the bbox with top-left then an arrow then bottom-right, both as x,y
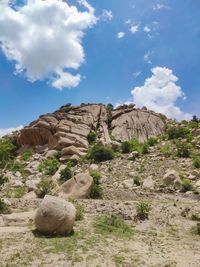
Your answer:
106,103 -> 114,111
20,148 -> 32,161
94,214 -> 134,238
133,176 -> 141,186
181,179 -> 193,192
193,155 -> 200,168
121,138 -> 149,155
5,187 -> 27,198
166,125 -> 190,140
112,255 -> 126,267
197,223 -> 200,235
60,162 -> 72,182
191,213 -> 200,221
87,144 -> 114,162
176,141 -> 192,158
0,199 -> 10,214
136,201 -> 150,221
0,175 -> 9,186
147,137 -> 158,147
0,138 -> 16,168
7,160 -> 30,177
90,171 -> 103,199
38,159 -> 60,175
160,144 -> 172,158
87,131 -> 97,144
35,178 -> 56,198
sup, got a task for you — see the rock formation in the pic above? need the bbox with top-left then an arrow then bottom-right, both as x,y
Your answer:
17,103 -> 165,160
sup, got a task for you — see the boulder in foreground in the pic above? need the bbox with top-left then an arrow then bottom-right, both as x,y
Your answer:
35,195 -> 76,236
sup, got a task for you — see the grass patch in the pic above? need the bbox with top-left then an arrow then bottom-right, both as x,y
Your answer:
0,198 -> 11,214
5,187 -> 27,198
94,214 -> 134,238
20,148 -> 33,161
60,162 -> 72,182
38,159 -> 60,175
35,178 -> 57,198
112,255 -> 126,266
136,201 -> 150,221
90,171 -> 103,199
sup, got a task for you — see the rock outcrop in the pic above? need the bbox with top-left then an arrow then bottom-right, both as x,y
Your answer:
35,195 -> 76,236
17,103 -> 165,160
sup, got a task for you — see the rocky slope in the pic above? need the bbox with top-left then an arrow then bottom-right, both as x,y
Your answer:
17,103 -> 165,161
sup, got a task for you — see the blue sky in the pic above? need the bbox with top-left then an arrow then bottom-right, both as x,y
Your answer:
0,0 -> 200,133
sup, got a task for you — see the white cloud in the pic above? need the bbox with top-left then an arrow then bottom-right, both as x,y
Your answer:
133,71 -> 141,78
143,26 -> 151,33
0,125 -> 23,138
0,0 -> 97,89
117,32 -> 125,39
125,19 -> 131,24
130,25 -> 139,34
101,9 -> 113,21
153,4 -> 170,10
144,51 -> 153,64
131,67 -> 192,121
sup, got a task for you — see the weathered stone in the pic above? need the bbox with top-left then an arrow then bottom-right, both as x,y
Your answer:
35,195 -> 76,236
163,170 -> 181,188
59,173 -> 93,199
143,176 -> 155,190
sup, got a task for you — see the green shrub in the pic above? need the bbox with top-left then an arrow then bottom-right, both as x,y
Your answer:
191,213 -> 200,221
140,143 -> 149,154
147,137 -> 158,147
90,171 -> 103,199
94,214 -> 134,238
60,162 -> 72,182
20,148 -> 32,161
121,141 -> 132,154
133,176 -> 141,186
0,175 -> 9,186
87,131 -> 96,144
106,104 -> 114,111
160,144 -> 172,158
38,159 -> 60,175
35,178 -> 56,198
88,144 -> 114,162
136,201 -> 150,221
176,141 -> 192,158
181,179 -> 193,192
0,138 -> 16,168
193,155 -> 200,169
167,126 -> 190,140
0,199 -> 10,214
5,187 -> 27,198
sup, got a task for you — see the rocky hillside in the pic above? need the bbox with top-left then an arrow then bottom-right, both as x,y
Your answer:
0,104 -> 200,267
17,103 -> 165,162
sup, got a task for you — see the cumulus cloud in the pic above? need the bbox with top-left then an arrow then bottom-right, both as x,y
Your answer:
130,25 -> 139,34
117,32 -> 125,39
0,125 -> 23,138
101,9 -> 113,21
131,67 -> 192,121
143,26 -> 151,33
0,0 -> 97,89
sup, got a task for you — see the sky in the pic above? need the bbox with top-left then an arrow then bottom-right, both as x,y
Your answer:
0,0 -> 200,136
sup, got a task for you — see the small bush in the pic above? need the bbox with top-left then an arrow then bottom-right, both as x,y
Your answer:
94,214 -> 134,238
0,199 -> 10,214
90,171 -> 103,199
38,159 -> 60,175
60,162 -> 72,182
181,179 -> 193,192
121,141 -> 132,154
167,126 -> 190,140
191,213 -> 200,221
136,201 -> 150,221
147,137 -> 158,147
6,187 -> 27,198
0,138 -> 16,168
88,144 -> 114,162
87,131 -> 96,144
8,161 -> 30,177
160,144 -> 172,158
106,104 -> 114,111
20,149 -> 32,161
176,141 -> 192,158
35,178 -> 56,198
193,155 -> 200,169
0,175 -> 9,186
133,176 -> 141,186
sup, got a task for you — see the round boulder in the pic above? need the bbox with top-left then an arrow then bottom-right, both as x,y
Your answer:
59,173 -> 93,199
35,195 -> 76,236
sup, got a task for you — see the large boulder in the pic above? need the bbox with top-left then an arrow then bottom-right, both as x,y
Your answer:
59,173 -> 93,199
163,170 -> 181,188
35,195 -> 76,236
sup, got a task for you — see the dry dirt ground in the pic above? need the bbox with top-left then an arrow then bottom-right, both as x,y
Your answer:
0,196 -> 200,267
